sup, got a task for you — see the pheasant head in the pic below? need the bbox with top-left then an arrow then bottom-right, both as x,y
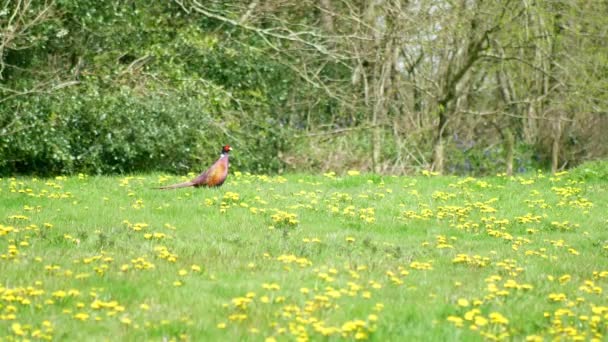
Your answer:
221,145 -> 233,155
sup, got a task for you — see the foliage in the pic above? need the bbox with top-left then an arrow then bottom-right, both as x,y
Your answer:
3,85 -> 221,174
566,160 -> 608,181
0,1 -> 289,175
445,141 -> 543,176
0,0 -> 606,176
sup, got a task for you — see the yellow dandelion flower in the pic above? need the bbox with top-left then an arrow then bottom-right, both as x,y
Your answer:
354,331 -> 368,340
488,312 -> 509,325
262,283 -> 280,291
11,323 -> 26,336
447,316 -> 464,327
74,312 -> 90,321
457,298 -> 470,307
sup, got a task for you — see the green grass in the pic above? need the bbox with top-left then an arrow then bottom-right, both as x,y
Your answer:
1,170 -> 607,341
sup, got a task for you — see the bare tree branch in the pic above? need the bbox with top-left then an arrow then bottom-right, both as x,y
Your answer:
0,0 -> 55,79
173,0 -> 348,60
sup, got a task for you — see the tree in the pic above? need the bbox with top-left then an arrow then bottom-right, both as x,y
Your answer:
0,0 -> 78,137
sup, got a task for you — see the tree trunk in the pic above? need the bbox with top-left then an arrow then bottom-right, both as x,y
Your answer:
551,116 -> 561,174
371,117 -> 381,173
433,139 -> 444,174
504,128 -> 514,176
432,107 -> 448,173
319,0 -> 334,32
369,3 -> 395,174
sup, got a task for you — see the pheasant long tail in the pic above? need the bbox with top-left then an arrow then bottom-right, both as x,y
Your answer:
156,181 -> 196,190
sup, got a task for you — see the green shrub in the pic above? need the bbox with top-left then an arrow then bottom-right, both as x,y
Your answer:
444,140 -> 542,176
567,160 -> 608,181
0,83 -> 285,176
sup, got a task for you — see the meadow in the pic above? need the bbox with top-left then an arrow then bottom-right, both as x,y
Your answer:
0,168 -> 607,341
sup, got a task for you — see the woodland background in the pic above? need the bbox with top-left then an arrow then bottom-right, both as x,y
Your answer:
0,0 -> 606,176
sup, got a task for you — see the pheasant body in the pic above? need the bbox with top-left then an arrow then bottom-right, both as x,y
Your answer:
157,145 -> 232,190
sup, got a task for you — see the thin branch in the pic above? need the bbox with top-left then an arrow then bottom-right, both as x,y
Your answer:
0,0 -> 55,79
174,0 -> 346,60
294,125 -> 381,138
0,79 -> 79,104
457,108 -> 575,122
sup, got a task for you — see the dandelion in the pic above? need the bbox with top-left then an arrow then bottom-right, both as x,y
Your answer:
270,210 -> 299,227
558,274 -> 571,284
447,316 -> 464,327
474,316 -> 488,326
410,261 -> 433,270
228,313 -> 248,322
73,312 -> 90,321
488,312 -> 509,325
262,283 -> 281,291
323,171 -> 336,179
52,290 -> 67,299
354,331 -> 368,340
12,323 -> 26,336
457,298 -> 470,307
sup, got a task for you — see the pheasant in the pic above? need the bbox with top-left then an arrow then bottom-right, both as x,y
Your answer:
157,145 -> 232,190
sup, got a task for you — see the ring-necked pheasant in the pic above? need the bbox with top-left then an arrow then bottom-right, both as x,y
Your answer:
157,145 -> 232,190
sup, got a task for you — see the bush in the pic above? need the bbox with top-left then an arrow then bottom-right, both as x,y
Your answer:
445,140 -> 542,176
567,160 -> 608,181
0,83 -> 285,176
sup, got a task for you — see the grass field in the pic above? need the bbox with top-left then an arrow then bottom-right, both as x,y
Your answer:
1,168 -> 607,341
